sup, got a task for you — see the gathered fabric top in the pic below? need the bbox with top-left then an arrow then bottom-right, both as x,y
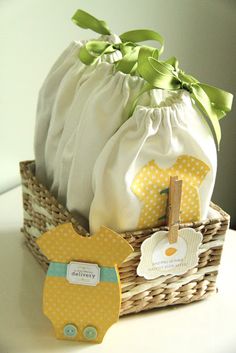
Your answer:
71,9 -> 233,148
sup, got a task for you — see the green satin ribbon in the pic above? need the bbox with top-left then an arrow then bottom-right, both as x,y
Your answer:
72,9 -> 111,35
72,9 -> 233,148
137,49 -> 233,146
72,9 -> 164,71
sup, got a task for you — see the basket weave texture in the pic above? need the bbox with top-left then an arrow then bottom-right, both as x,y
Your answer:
20,160 -> 230,316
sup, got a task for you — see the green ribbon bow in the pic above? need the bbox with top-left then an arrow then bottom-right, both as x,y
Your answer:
72,9 -> 233,148
72,9 -> 164,73
137,49 -> 233,146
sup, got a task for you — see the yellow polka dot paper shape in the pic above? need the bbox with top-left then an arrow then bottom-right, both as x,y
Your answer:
36,223 -> 133,344
137,228 -> 203,279
131,155 -> 210,229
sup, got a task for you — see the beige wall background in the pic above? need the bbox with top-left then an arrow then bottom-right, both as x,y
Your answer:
1,0 -> 235,226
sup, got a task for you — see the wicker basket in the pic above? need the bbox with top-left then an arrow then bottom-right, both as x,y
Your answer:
20,160 -> 230,316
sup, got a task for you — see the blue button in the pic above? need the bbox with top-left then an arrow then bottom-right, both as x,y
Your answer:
83,326 -> 97,340
63,324 -> 78,338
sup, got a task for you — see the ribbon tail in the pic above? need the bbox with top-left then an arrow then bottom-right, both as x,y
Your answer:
72,9 -> 111,35
199,83 -> 233,120
138,47 -> 180,90
191,85 -> 222,149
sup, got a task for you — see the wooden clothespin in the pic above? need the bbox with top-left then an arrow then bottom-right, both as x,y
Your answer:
167,176 -> 182,244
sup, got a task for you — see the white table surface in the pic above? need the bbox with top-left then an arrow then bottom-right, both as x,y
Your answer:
0,186 -> 236,353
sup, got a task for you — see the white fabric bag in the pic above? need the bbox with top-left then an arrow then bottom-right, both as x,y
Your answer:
34,34 -> 148,226
35,34 -> 122,189
34,41 -> 84,186
89,89 -> 217,233
53,62 -> 145,222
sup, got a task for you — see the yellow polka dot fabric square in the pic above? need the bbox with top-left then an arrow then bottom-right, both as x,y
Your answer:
131,155 -> 210,229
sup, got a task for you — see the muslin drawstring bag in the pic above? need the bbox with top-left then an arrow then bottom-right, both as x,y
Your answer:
34,30 -> 147,226
35,34 -> 123,190
34,41 -> 83,186
89,89 -> 217,233
45,35 -> 125,192
56,64 -> 145,223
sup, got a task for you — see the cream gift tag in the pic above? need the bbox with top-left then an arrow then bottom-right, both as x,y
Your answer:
67,261 -> 100,286
137,176 -> 202,279
137,228 -> 202,279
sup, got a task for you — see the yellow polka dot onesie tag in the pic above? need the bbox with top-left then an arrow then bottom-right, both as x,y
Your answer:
36,223 -> 133,343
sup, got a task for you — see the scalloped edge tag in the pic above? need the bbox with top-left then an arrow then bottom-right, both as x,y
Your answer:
137,228 -> 203,279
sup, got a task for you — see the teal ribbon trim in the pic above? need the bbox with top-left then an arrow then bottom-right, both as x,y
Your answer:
47,262 -> 67,277
47,262 -> 118,283
100,267 -> 118,282
71,9 -> 233,149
